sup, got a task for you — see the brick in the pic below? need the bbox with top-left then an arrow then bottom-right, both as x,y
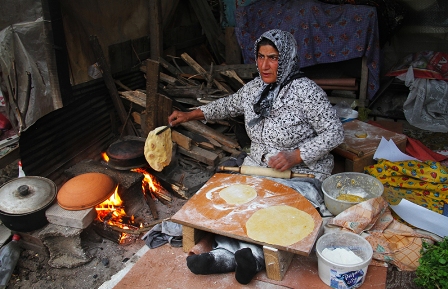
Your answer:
46,203 -> 97,229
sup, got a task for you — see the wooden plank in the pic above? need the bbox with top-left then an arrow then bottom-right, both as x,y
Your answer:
180,120 -> 240,149
119,91 -> 146,108
158,93 -> 173,127
89,35 -> 137,136
145,59 -> 160,134
171,130 -> 192,150
149,0 -> 163,60
263,246 -> 294,281
177,145 -> 219,166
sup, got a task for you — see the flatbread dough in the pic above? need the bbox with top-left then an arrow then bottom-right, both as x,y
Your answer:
246,205 -> 314,246
144,126 -> 172,172
219,184 -> 257,205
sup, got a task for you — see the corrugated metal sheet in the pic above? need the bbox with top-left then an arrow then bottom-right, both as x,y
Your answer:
19,69 -> 146,186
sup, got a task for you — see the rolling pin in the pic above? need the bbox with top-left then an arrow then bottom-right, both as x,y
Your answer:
338,143 -> 364,157
218,166 -> 315,179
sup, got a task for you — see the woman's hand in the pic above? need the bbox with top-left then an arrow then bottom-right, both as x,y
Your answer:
168,109 -> 205,126
268,150 -> 302,171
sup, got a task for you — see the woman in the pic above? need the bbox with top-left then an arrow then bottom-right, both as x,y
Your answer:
168,29 -> 344,284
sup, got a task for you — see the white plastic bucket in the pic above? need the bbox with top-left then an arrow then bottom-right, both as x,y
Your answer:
316,232 -> 373,289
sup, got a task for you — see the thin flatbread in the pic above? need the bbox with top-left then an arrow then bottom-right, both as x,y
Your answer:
246,205 -> 314,246
219,184 -> 257,205
144,126 -> 172,172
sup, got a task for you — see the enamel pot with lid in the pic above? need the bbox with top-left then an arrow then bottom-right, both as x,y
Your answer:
0,176 -> 57,232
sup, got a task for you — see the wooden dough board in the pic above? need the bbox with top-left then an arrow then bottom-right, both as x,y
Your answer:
171,173 -> 322,256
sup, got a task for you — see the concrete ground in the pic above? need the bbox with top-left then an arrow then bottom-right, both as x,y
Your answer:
99,243 -> 387,289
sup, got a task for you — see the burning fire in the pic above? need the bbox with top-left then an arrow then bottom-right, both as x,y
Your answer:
95,186 -> 140,244
101,152 -> 109,162
132,167 -> 172,203
95,152 -> 171,244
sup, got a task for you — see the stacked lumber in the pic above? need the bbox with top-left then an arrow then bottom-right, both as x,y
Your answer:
118,54 -> 359,166
118,54 -> 244,167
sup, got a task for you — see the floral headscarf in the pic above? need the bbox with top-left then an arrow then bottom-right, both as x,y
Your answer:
249,29 -> 303,127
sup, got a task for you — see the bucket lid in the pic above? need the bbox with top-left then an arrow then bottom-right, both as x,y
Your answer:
0,176 -> 57,215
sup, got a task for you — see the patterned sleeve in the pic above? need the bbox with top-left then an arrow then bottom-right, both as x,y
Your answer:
297,82 -> 344,167
199,79 -> 259,121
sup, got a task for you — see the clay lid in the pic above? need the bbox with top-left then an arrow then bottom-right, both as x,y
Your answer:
57,173 -> 116,211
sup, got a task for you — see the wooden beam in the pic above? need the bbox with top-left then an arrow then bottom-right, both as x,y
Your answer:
188,0 -> 225,63
149,0 -> 163,60
89,35 -> 138,136
145,59 -> 160,134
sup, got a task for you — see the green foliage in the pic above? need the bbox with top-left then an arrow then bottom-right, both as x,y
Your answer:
414,237 -> 448,289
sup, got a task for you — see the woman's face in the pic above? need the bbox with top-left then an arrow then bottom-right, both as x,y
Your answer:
257,44 -> 279,84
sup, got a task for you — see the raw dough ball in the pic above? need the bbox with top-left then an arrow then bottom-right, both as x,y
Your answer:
246,205 -> 314,246
219,184 -> 257,205
144,126 -> 172,172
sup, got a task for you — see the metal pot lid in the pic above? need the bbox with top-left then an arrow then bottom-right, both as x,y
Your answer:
0,176 -> 57,215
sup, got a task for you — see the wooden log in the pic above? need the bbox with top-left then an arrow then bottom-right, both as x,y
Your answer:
180,120 -> 240,149
177,145 -> 219,166
90,35 -> 138,136
144,194 -> 158,220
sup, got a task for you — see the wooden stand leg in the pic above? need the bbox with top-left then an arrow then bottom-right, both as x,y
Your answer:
182,226 -> 206,253
263,246 -> 294,281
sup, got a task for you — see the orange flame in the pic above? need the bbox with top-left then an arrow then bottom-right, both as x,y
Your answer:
95,186 -> 140,244
102,152 -> 109,162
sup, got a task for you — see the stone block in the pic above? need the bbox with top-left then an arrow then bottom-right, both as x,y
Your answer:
46,203 -> 97,229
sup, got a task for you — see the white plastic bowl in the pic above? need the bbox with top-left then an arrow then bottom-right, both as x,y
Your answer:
316,231 -> 373,288
322,172 -> 384,216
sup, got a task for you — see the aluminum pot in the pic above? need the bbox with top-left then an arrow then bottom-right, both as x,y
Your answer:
0,176 -> 57,232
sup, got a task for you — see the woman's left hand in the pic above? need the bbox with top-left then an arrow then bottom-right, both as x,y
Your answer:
268,150 -> 302,171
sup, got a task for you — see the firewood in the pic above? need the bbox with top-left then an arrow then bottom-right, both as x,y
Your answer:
177,145 -> 219,166
144,193 -> 158,220
180,120 -> 240,149
171,130 -> 192,150
180,53 -> 229,93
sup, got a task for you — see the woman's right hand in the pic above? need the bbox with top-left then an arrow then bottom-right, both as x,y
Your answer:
168,109 -> 205,126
